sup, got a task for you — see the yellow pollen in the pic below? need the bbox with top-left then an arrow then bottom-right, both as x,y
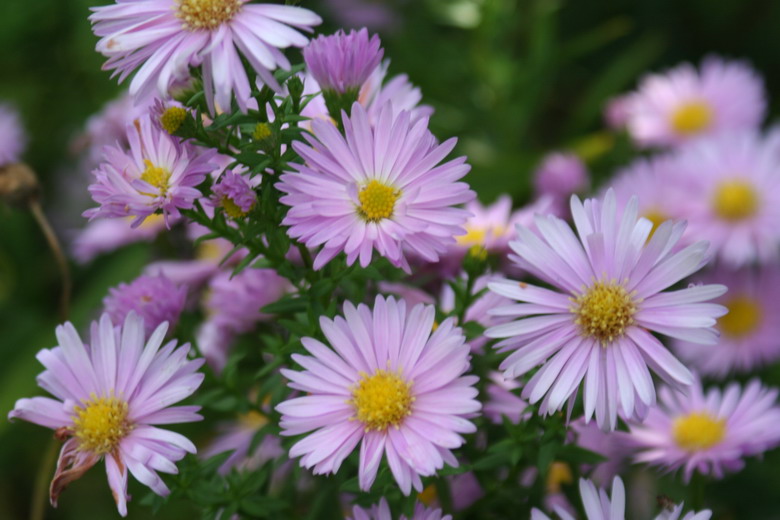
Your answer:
175,0 -> 242,31
642,209 -> 668,240
160,106 -> 187,134
357,180 -> 400,222
456,226 -> 486,247
712,180 -> 759,221
239,410 -> 268,430
253,122 -> 272,141
672,412 -> 726,452
417,484 -> 438,507
349,368 -> 413,431
670,100 -> 713,135
719,296 -> 762,338
72,394 -> 130,455
546,461 -> 573,494
573,280 -> 637,344
221,196 -> 251,219
196,240 -> 223,261
140,159 -> 171,195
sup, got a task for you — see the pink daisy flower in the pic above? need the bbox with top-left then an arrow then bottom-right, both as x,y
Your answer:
276,296 -> 480,494
304,28 -> 384,94
349,497 -> 451,520
90,0 -> 321,112
8,313 -> 204,516
200,411 -> 284,474
483,371 -> 529,425
533,153 -> 590,216
104,274 -> 187,337
624,56 -> 765,148
672,266 -> 780,377
626,376 -> 780,482
72,214 -> 167,264
666,130 -> 780,266
85,115 -> 218,227
361,61 -> 434,123
208,170 -> 257,218
277,102 -> 474,271
0,102 -> 27,166
485,189 -> 727,431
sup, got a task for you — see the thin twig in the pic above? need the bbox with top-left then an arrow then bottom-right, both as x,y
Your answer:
29,199 -> 71,321
30,438 -> 58,520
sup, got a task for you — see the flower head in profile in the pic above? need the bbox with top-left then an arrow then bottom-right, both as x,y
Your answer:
209,170 -> 257,219
533,153 -> 589,216
486,190 -> 727,431
666,131 -> 780,266
672,266 -> 780,377
8,313 -> 204,516
276,296 -> 480,494
624,56 -> 765,147
531,476 -> 711,520
626,376 -> 780,482
85,116 -> 217,227
304,28 -> 384,94
277,102 -> 474,271
200,411 -> 284,475
483,371 -> 529,425
104,274 -> 187,337
0,102 -> 27,166
349,497 -> 451,520
90,0 -> 321,112
72,215 -> 167,264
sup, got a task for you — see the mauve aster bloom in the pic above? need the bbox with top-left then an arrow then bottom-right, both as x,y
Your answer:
304,28 -> 383,94
531,477 -> 711,520
209,170 -> 257,218
85,115 -> 217,227
624,56 -> 765,148
277,102 -> 473,271
8,313 -> 204,516
440,274 -> 512,351
90,0 -> 321,113
360,61 -> 433,123
104,274 -> 187,337
627,376 -> 780,482
349,497 -> 451,520
483,371 -> 529,425
276,296 -> 480,494
72,214 -> 166,264
485,190 -> 727,431
673,266 -> 780,377
0,102 -> 26,166
201,411 -> 284,474
666,130 -> 780,266
533,153 -> 589,215
570,420 -> 627,486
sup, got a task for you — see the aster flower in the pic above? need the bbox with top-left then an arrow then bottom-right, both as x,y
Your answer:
531,476 -> 711,520
666,130 -> 780,266
72,215 -> 167,264
533,153 -> 589,216
349,497 -> 451,520
485,190 -> 727,431
90,0 -> 321,113
626,376 -> 780,482
276,296 -> 480,494
85,115 -> 217,227
483,371 -> 529,425
304,28 -> 384,95
104,274 -> 187,337
361,61 -> 433,123
200,411 -> 284,474
8,313 -> 204,516
569,419 -> 628,486
624,56 -> 765,148
277,102 -> 474,271
209,170 -> 257,218
672,266 -> 780,377
0,102 -> 27,166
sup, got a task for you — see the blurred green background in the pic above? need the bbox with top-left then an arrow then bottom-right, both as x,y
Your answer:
3,0 -> 780,518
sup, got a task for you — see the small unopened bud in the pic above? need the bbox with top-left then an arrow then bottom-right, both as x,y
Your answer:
0,162 -> 39,207
160,106 -> 188,134
253,122 -> 272,141
287,76 -> 304,104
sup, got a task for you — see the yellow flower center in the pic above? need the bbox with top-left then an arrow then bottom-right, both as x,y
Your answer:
670,100 -> 713,135
350,368 -> 414,431
176,0 -> 243,31
456,226 -> 486,247
719,296 -> 762,338
573,281 -> 637,344
221,196 -> 251,219
160,106 -> 187,134
712,180 -> 759,221
672,412 -> 726,452
72,395 -> 131,455
239,410 -> 268,429
642,209 -> 668,240
417,484 -> 439,507
357,180 -> 400,222
253,122 -> 272,141
140,159 -> 171,195
546,461 -> 573,494
196,240 -> 223,261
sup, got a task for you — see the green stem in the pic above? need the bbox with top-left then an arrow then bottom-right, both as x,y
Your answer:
30,437 -> 58,520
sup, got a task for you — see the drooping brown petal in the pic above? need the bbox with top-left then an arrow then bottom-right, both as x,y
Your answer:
49,438 -> 99,507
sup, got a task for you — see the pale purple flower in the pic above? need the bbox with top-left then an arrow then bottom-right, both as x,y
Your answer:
276,296 -> 480,494
304,28 -> 383,94
197,267 -> 290,371
361,61 -> 433,123
200,411 -> 284,474
624,56 -> 765,148
673,266 -> 780,377
209,170 -> 257,218
72,215 -> 166,264
626,376 -> 780,482
533,153 -> 589,216
0,102 -> 26,166
349,497 -> 451,520
483,371 -> 529,425
90,0 -> 321,113
8,313 -> 204,516
277,102 -> 474,271
570,419 -> 628,486
665,130 -> 780,266
85,115 -> 217,227
104,274 -> 187,337
485,190 -> 727,431
603,94 -> 631,130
